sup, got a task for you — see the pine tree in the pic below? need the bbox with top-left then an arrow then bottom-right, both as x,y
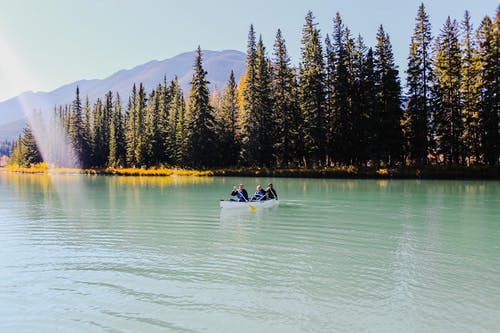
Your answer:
91,98 -> 107,167
350,35 -> 370,165
433,17 -> 463,165
214,71 -> 240,166
254,36 -> 274,166
326,19 -> 358,165
108,93 -> 125,167
155,80 -> 170,165
69,86 -> 85,167
82,96 -> 93,167
125,83 -> 147,167
404,3 -> 433,166
165,77 -> 186,166
271,29 -> 301,167
325,13 -> 351,165
359,47 -> 378,164
9,136 -> 25,166
174,94 -> 187,166
476,13 -> 499,165
460,11 -> 482,165
185,46 -> 216,168
16,125 -> 42,166
140,89 -> 156,167
99,91 -> 112,166
299,11 -> 326,167
374,25 -> 403,166
240,24 -> 259,165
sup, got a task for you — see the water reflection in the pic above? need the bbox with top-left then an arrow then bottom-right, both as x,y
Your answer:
1,173 -> 499,332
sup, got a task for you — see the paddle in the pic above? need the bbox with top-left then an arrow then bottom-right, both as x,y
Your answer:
249,190 -> 267,211
235,186 -> 255,210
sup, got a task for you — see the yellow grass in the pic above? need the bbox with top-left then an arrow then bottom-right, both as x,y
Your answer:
2,164 -> 214,177
376,168 -> 389,175
103,167 -> 213,176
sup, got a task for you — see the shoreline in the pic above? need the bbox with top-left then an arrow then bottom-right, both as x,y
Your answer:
1,164 -> 499,180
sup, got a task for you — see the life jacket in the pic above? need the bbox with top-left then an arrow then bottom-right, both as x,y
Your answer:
236,190 -> 246,202
254,190 -> 266,200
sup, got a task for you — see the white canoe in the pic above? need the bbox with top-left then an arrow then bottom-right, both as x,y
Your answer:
219,198 -> 279,209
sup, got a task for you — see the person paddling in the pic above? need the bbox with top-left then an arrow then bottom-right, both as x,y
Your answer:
231,184 -> 249,202
252,185 -> 267,201
265,183 -> 278,200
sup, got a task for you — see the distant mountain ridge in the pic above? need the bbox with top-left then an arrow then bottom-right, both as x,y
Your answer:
0,49 -> 245,140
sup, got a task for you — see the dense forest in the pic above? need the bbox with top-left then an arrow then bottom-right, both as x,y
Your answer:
9,5 -> 500,169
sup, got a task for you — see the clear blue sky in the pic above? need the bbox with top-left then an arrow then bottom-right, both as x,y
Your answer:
0,0 -> 497,102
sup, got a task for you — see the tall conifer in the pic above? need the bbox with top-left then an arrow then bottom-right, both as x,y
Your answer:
433,17 -> 463,165
271,29 -> 301,167
299,11 -> 326,167
374,25 -> 403,166
460,11 -> 481,164
476,13 -> 499,165
69,87 -> 85,167
215,71 -> 240,166
240,24 -> 260,165
404,3 -> 433,166
185,46 -> 216,168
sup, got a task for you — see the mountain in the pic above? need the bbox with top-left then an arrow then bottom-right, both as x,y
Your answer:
0,49 -> 246,140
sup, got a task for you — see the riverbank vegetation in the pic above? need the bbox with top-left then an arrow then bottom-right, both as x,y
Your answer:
7,4 -> 500,176
3,162 -> 498,180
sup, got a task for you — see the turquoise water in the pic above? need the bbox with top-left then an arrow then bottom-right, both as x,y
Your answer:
0,173 -> 499,332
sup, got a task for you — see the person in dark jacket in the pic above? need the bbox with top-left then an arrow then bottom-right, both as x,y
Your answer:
231,184 -> 249,202
265,183 -> 278,200
251,185 -> 267,201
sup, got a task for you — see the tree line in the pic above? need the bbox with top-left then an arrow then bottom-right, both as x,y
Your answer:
10,4 -> 500,169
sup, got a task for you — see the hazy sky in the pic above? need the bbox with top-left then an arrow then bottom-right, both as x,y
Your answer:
0,0 -> 497,102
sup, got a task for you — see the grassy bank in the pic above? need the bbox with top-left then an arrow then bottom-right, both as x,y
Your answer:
1,163 -> 212,176
2,163 -> 499,179
212,165 -> 500,179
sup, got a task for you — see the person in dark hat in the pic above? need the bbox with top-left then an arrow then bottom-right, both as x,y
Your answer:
265,183 -> 278,200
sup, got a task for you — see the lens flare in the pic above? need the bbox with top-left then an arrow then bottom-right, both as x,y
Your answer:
1,32 -> 86,209
0,33 -> 81,169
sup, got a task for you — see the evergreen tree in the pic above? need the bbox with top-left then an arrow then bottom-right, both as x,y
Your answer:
185,46 -> 216,168
154,80 -> 170,165
97,91 -> 112,166
91,98 -> 108,167
125,83 -> 147,167
460,11 -> 482,164
174,94 -> 188,166
254,36 -> 274,166
16,125 -> 42,166
214,70 -> 240,166
326,19 -> 359,165
404,3 -> 433,166
82,96 -> 93,167
350,35 -> 370,165
239,24 -> 260,165
476,13 -> 499,165
433,17 -> 463,165
299,11 -> 326,167
69,86 -> 86,167
324,34 -> 335,164
374,25 -> 403,166
343,27 -> 358,164
9,136 -> 25,166
140,89 -> 156,167
165,77 -> 186,166
108,93 -> 126,167
271,29 -> 301,167
359,47 -> 378,164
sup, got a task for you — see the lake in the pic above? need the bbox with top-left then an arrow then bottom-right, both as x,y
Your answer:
0,173 -> 499,332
